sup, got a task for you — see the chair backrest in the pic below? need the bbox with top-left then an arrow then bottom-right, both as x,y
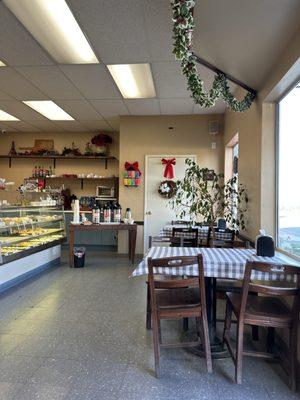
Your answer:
214,228 -> 235,242
148,254 -> 208,313
171,220 -> 189,225
239,261 -> 300,319
212,239 -> 250,249
172,227 -> 199,247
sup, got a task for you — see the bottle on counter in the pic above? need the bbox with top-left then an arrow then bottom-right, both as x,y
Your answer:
100,206 -> 104,223
104,203 -> 111,223
125,208 -> 132,221
92,203 -> 98,224
114,203 -> 122,223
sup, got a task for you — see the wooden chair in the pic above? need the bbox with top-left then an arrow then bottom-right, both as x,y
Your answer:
148,254 -> 212,378
171,220 -> 190,225
223,261 -> 300,390
171,227 -> 199,247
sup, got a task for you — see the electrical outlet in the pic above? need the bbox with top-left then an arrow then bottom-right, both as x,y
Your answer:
211,142 -> 216,150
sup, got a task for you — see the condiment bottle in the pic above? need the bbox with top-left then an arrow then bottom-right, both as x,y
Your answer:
104,203 -> 111,223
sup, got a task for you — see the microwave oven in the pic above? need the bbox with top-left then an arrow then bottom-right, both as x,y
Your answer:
96,185 -> 115,198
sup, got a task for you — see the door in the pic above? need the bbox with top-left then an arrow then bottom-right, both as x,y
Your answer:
144,154 -> 196,252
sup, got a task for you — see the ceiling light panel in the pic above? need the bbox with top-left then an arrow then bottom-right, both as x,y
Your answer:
3,0 -> 99,64
0,110 -> 19,121
107,64 -> 156,98
23,101 -> 74,120
0,61 -> 6,67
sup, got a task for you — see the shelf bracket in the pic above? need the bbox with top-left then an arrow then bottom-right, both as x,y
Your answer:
9,157 -> 11,168
81,179 -> 84,190
105,158 -> 108,169
53,158 -> 56,169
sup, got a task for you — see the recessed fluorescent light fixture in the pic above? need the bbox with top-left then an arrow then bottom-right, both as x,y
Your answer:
23,101 -> 74,121
107,63 -> 156,98
0,61 -> 6,67
3,0 -> 99,64
0,110 -> 19,121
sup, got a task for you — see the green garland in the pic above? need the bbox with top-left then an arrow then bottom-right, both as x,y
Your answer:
171,0 -> 256,112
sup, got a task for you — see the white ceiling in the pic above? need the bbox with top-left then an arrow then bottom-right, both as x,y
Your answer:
0,0 -> 299,133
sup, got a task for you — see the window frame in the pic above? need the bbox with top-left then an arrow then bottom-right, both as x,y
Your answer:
275,78 -> 300,258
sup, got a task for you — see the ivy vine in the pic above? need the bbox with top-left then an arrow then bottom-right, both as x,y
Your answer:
171,0 -> 256,112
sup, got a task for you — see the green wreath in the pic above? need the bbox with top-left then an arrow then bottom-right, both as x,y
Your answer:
171,0 -> 256,112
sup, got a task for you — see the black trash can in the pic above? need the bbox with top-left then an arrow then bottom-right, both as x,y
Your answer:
73,247 -> 86,268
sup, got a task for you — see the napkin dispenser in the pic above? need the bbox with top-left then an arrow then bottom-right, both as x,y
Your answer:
256,229 -> 275,257
217,218 -> 227,230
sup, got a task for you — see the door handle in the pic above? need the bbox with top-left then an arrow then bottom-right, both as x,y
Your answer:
145,211 -> 152,215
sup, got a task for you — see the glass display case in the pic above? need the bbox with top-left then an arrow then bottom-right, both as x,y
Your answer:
0,206 -> 66,265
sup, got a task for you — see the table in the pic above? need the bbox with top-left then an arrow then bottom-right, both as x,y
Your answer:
69,223 -> 137,267
160,224 -> 233,246
133,246 -> 296,357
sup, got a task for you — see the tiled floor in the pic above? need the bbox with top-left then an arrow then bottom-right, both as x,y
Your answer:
0,248 -> 297,400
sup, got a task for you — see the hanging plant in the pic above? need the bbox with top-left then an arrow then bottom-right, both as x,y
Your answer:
171,0 -> 256,112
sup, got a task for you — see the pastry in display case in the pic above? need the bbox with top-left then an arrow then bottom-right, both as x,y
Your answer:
0,206 -> 66,265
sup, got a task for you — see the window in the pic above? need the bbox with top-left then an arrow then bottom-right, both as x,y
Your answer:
277,81 -> 300,257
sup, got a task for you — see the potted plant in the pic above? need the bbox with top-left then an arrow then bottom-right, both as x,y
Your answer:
90,133 -> 112,156
171,159 -> 248,240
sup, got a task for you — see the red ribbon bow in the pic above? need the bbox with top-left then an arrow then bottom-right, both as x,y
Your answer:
162,158 -> 176,179
124,161 -> 141,175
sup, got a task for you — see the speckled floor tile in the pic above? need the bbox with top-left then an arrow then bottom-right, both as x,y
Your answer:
0,248 -> 296,400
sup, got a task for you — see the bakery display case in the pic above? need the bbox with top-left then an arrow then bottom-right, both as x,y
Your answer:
0,206 -> 66,265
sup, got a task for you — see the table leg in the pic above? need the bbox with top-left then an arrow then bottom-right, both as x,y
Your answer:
69,228 -> 74,267
129,228 -> 137,264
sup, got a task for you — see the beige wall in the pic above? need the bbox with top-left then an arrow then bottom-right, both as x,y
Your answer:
224,26 -> 300,241
118,114 -> 224,253
0,131 -> 119,197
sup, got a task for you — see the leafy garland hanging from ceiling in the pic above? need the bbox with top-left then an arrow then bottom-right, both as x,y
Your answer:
171,0 -> 256,112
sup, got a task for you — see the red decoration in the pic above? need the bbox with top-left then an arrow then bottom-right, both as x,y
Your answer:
125,161 -> 141,175
162,158 -> 176,179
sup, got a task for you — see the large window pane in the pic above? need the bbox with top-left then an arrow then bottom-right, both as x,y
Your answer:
277,82 -> 300,256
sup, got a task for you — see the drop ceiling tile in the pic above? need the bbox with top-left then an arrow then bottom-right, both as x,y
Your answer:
54,121 -> 89,133
90,100 -> 129,120
159,98 -> 194,114
79,120 -> 113,131
55,100 -> 103,120
25,120 -> 64,132
1,121 -> 40,132
0,121 -> 19,132
142,0 -> 174,61
193,100 -> 226,114
0,101 -> 49,120
59,65 -> 121,99
152,62 -> 191,98
106,120 -> 120,131
0,68 -> 48,100
0,90 -> 15,101
68,0 -> 150,64
125,99 -> 160,115
0,3 -> 54,66
16,66 -> 84,100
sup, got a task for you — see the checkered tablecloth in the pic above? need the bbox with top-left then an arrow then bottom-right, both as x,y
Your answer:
160,225 -> 232,245
132,246 -> 297,281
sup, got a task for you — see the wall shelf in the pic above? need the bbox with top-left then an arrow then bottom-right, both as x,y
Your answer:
42,176 -> 119,190
0,155 -> 118,169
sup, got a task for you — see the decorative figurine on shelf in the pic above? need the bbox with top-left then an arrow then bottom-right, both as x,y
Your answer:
123,161 -> 141,187
84,142 -> 93,156
8,141 -> 17,156
61,141 -> 81,157
90,133 -> 112,156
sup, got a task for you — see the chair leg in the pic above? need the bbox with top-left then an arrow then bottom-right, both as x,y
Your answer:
235,321 -> 245,385
152,313 -> 161,378
183,317 -> 189,331
267,327 -> 275,353
289,322 -> 298,391
252,326 -> 259,341
222,300 -> 232,349
201,313 -> 213,373
146,283 -> 152,330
